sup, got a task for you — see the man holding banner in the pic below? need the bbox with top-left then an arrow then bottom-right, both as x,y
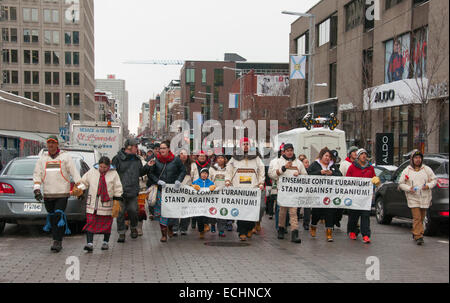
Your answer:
225,138 -> 265,241
269,144 -> 307,243
346,148 -> 380,244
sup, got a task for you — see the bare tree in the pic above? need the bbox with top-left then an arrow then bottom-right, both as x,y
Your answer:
399,6 -> 449,153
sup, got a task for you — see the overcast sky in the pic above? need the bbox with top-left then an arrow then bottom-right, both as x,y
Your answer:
94,0 -> 320,135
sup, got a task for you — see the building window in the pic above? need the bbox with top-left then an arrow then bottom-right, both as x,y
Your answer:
11,71 -> 18,84
73,72 -> 80,86
214,86 -> 219,104
345,0 -> 364,31
73,52 -> 79,65
64,0 -> 80,24
214,69 -> 224,86
330,15 -> 338,47
53,92 -> 60,106
73,93 -> 80,106
32,71 -> 39,84
2,28 -> 9,42
363,48 -> 373,89
24,50 -> 31,64
65,52 -> 71,65
384,32 -> 410,83
318,18 -> 330,47
53,51 -> 60,65
296,33 -> 308,55
65,93 -> 72,106
23,29 -> 31,43
202,69 -> 207,84
24,92 -> 32,99
53,72 -> 59,85
1,6 -> 17,21
2,71 -> 10,84
189,85 -> 195,102
73,113 -> 80,120
65,72 -> 72,85
186,68 -> 195,84
45,72 -> 52,85
31,30 -> 39,43
10,29 -> 17,42
65,31 -> 71,44
45,92 -> 52,105
73,31 -> 79,44
32,50 -> 39,64
411,27 -> 428,79
32,92 -> 39,102
329,63 -> 337,98
385,0 -> 403,10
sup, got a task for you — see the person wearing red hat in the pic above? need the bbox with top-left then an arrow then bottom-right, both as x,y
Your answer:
33,135 -> 81,252
225,137 -> 265,241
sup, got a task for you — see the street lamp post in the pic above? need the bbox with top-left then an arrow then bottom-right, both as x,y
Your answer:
282,10 -> 316,117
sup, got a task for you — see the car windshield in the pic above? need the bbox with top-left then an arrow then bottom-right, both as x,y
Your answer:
4,159 -> 37,176
434,161 -> 449,175
66,151 -> 95,168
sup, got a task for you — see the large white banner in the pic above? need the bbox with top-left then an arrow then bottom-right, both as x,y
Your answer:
277,175 -> 373,211
161,185 -> 262,222
257,75 -> 290,96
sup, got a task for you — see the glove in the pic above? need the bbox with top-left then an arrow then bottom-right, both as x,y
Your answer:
112,200 -> 121,218
371,176 -> 381,187
192,185 -> 201,191
209,185 -> 216,192
175,180 -> 181,189
71,186 -> 83,197
34,190 -> 43,202
157,180 -> 166,188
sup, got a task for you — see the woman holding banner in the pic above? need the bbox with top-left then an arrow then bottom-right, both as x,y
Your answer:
172,149 -> 192,236
307,147 -> 342,242
225,137 -> 265,241
147,141 -> 186,243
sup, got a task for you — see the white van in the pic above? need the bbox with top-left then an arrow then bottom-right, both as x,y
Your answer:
274,127 -> 347,162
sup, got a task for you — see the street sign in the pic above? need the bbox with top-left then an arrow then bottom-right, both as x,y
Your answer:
375,133 -> 394,165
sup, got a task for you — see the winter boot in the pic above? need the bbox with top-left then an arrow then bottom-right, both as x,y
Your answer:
255,222 -> 262,233
168,225 -> 174,238
130,228 -> 138,239
137,221 -> 144,236
199,231 -> 205,239
84,243 -> 93,253
117,234 -> 125,243
51,240 -> 62,253
310,225 -> 317,237
160,226 -> 168,243
239,234 -> 247,241
326,228 -> 334,242
291,230 -> 302,244
204,224 -> 210,232
277,227 -> 285,239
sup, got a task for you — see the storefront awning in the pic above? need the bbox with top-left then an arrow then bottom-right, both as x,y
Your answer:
0,130 -> 57,143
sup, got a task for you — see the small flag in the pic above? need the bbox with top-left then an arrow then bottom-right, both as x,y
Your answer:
229,93 -> 239,109
290,55 -> 306,80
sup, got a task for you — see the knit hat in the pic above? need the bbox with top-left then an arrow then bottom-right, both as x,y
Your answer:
125,138 -> 139,147
348,146 -> 358,156
330,150 -> 339,161
357,148 -> 368,158
46,135 -> 59,144
283,143 -> 294,151
240,137 -> 250,146
200,168 -> 209,176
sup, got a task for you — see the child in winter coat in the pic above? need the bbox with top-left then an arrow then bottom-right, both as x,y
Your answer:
192,168 -> 216,239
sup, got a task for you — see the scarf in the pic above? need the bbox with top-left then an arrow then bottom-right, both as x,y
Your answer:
196,159 -> 210,168
49,148 -> 61,159
282,154 -> 296,162
157,151 -> 175,164
97,171 -> 110,202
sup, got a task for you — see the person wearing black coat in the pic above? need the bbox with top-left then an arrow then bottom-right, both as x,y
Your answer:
112,138 -> 149,243
146,141 -> 186,242
307,147 -> 342,242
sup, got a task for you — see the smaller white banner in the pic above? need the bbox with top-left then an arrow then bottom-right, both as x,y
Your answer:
161,185 -> 262,222
277,175 -> 373,211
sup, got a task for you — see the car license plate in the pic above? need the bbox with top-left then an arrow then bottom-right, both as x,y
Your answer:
24,203 -> 42,212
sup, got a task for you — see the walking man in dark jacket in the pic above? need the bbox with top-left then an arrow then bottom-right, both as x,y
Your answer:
112,138 -> 149,243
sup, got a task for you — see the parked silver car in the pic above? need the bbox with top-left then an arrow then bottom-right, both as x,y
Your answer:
0,155 -> 90,234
